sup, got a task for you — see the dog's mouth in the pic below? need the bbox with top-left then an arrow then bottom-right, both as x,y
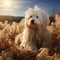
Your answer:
27,20 -> 38,29
28,23 -> 38,29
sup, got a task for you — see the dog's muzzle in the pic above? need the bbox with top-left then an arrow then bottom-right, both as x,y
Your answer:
28,20 -> 38,29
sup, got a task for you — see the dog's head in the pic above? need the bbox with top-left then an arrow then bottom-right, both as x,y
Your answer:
25,6 -> 49,29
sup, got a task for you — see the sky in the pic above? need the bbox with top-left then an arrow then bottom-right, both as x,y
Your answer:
0,0 -> 60,16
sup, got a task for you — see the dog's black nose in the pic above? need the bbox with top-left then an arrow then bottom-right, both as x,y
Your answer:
31,20 -> 34,24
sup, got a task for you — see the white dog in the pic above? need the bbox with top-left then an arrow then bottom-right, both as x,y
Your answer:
15,6 -> 53,60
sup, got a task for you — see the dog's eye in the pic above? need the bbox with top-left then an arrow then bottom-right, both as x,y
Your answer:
30,16 -> 32,18
36,16 -> 39,18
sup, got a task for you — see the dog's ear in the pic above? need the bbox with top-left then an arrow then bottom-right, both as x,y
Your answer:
42,15 -> 50,26
34,6 -> 49,26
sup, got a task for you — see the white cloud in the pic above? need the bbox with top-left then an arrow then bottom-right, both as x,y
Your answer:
13,5 -> 20,9
0,0 -> 27,16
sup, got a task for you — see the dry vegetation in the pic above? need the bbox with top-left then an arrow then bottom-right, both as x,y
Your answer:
0,15 -> 60,60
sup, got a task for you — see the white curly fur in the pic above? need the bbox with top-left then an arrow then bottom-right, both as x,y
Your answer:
15,6 -> 52,56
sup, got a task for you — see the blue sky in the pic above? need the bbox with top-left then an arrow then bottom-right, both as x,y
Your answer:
0,0 -> 60,16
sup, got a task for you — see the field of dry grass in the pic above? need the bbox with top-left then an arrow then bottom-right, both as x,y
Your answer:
0,17 -> 60,60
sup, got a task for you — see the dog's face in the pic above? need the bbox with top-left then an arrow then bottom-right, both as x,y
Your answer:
25,6 -> 49,29
25,9 -> 42,29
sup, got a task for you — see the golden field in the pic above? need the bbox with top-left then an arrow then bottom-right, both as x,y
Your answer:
0,14 -> 60,60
